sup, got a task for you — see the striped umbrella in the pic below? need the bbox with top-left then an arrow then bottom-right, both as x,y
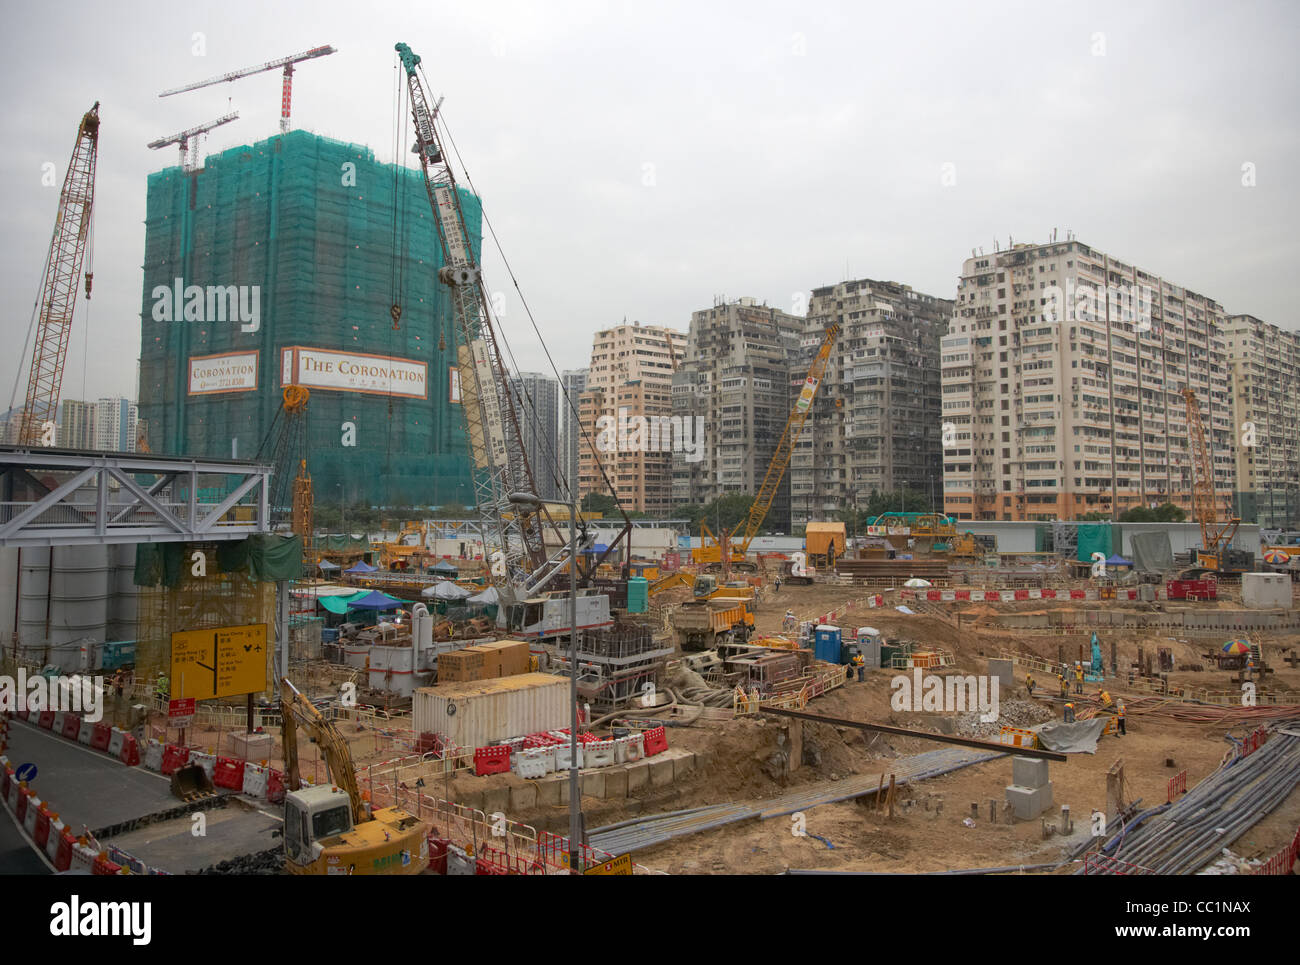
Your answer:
1221,639 -> 1252,655
1262,550 -> 1290,565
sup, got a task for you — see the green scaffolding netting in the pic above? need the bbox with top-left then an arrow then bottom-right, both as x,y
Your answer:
1076,523 -> 1114,564
134,535 -> 303,587
137,129 -> 481,508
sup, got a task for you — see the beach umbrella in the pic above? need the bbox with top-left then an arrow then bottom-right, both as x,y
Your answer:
1262,550 -> 1290,565
1221,639 -> 1251,655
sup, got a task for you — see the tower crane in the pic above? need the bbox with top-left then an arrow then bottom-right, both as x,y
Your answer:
147,112 -> 240,172
693,324 -> 841,572
395,42 -> 589,604
159,45 -> 336,134
16,103 -> 100,446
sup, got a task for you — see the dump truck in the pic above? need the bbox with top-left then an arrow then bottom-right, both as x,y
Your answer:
674,598 -> 754,652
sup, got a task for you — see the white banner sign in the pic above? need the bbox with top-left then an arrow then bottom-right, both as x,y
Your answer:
188,351 -> 259,395
281,346 -> 428,399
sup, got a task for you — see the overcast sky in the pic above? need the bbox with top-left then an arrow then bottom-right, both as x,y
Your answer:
2,0 -> 1297,404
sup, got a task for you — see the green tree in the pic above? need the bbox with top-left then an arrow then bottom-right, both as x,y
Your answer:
581,492 -> 618,516
1119,507 -> 1155,522
1153,502 -> 1186,522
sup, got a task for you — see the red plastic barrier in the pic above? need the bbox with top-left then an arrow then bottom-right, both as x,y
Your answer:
473,745 -> 511,776
91,854 -> 121,876
578,732 -> 600,745
266,768 -> 285,804
118,733 -> 140,767
642,725 -> 668,757
1042,589 -> 1057,599
160,744 -> 190,776
60,713 -> 81,741
1,766 -> 12,801
212,756 -> 246,790
954,590 -> 970,601
54,831 -> 75,872
15,788 -> 30,823
1014,589 -> 1029,601
37,711 -> 55,730
1070,589 -> 1086,599
926,590 -> 941,602
427,836 -> 449,874
1167,769 -> 1187,802
90,722 -> 112,752
34,807 -> 51,848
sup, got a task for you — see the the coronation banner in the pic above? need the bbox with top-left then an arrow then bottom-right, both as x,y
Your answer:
280,346 -> 428,399
188,351 -> 259,395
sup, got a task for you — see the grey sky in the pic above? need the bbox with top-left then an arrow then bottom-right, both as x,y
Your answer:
2,0 -> 1297,404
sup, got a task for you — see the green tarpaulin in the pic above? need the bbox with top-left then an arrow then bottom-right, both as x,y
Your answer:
1077,523 -> 1113,564
319,534 -> 370,552
218,535 -> 304,582
133,543 -> 185,588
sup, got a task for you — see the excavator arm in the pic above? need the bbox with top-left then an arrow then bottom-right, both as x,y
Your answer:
280,677 -> 363,825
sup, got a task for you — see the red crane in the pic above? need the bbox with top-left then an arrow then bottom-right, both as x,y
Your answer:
17,103 -> 100,446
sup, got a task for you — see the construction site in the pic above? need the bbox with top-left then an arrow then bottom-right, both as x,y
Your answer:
1,34 -> 1298,889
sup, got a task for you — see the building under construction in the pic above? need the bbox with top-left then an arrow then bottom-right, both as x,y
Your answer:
137,130 -> 480,508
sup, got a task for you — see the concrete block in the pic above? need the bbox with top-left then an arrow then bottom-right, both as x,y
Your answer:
626,760 -> 649,792
482,786 -> 509,816
648,756 -> 675,787
457,790 -> 484,812
1012,755 -> 1050,789
671,751 -> 696,781
582,770 -> 606,798
229,731 -> 274,761
536,776 -> 561,807
509,783 -> 538,812
1005,782 -> 1053,820
603,767 -> 628,800
1243,574 -> 1289,609
987,658 -> 1014,688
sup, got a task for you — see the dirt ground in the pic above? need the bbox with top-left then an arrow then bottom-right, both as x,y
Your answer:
515,580 -> 1300,874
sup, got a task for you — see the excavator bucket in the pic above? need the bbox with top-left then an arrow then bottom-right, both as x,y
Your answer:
170,762 -> 216,802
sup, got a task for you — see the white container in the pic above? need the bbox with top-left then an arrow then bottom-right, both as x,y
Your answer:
368,645 -> 418,697
413,673 -> 569,749
1241,572 -> 1291,609
342,642 -> 370,669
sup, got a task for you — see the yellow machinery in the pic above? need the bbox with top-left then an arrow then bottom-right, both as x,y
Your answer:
280,677 -> 428,875
649,570 -> 756,602
693,325 -> 841,573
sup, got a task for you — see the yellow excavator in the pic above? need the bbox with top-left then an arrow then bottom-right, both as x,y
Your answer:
280,677 -> 428,875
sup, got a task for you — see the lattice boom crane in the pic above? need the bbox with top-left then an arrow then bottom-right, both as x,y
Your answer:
18,102 -> 100,446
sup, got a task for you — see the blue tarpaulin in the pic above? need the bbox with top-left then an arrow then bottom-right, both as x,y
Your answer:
344,560 -> 379,574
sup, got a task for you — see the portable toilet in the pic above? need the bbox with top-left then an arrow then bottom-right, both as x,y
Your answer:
856,627 -> 882,668
813,625 -> 843,664
627,577 -> 649,613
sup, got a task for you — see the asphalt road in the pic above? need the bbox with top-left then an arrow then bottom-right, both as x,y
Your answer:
0,801 -> 52,874
4,719 -> 176,834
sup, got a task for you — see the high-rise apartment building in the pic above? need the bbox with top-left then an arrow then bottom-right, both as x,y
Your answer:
942,239 -> 1233,521
672,298 -> 803,517
790,279 -> 952,526
94,397 -> 138,452
560,368 -> 588,494
58,400 -> 98,449
1226,314 -> 1300,529
508,371 -> 562,502
578,322 -> 687,515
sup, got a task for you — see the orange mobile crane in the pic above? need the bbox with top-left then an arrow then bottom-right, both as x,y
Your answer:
1181,388 -> 1249,576
17,103 -> 100,445
693,324 -> 841,573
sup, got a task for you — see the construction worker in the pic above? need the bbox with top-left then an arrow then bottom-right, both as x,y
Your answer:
1059,674 -> 1068,698
1075,665 -> 1084,694
1064,700 -> 1075,724
783,609 -> 797,632
852,650 -> 866,682
773,576 -> 782,593
1099,689 -> 1113,709
154,672 -> 169,701
1025,673 -> 1035,697
1116,701 -> 1126,735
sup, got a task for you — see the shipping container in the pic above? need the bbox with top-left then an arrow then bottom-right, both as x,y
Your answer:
413,673 -> 570,751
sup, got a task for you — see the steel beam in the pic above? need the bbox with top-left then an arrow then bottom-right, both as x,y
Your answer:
760,706 -> 1068,761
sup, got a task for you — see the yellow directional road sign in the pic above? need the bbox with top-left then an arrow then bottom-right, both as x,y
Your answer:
170,624 -> 268,700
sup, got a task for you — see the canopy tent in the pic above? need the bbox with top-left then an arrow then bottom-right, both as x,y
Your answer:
318,560 -> 340,571
1104,555 -> 1132,567
430,560 -> 459,576
345,590 -> 407,610
422,580 -> 471,601
468,585 -> 499,605
903,578 -> 932,588
344,560 -> 379,574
